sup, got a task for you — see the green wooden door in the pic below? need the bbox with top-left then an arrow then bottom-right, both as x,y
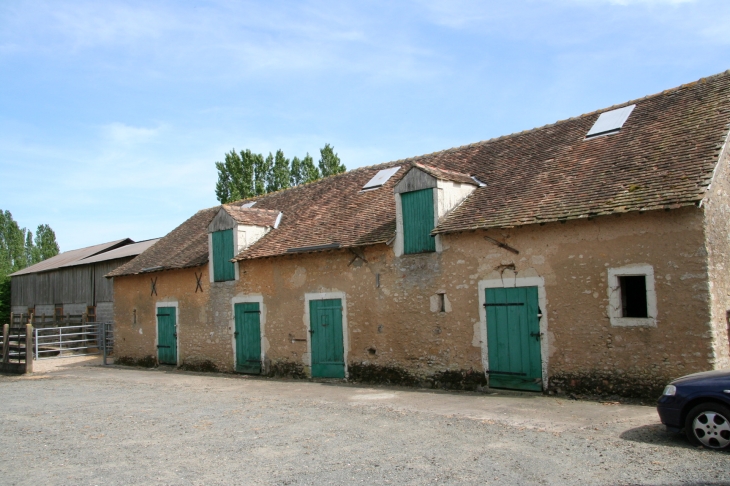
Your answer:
212,229 -> 235,281
401,189 -> 436,254
234,302 -> 262,374
156,307 -> 177,365
485,287 -> 542,391
310,299 -> 345,378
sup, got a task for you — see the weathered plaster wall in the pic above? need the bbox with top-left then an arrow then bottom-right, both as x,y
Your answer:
114,205 -> 714,396
703,135 -> 730,369
113,266 -> 233,370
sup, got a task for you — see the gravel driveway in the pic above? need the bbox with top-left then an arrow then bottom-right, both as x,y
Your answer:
0,364 -> 728,485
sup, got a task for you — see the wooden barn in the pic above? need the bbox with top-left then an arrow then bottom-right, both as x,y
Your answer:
10,238 -> 158,325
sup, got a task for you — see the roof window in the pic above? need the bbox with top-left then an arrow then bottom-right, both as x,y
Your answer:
362,167 -> 401,191
585,104 -> 635,139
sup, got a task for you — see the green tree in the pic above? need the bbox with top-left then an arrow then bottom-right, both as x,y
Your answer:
318,144 -> 346,178
215,149 -> 258,204
214,143 -> 344,199
240,150 -> 256,199
290,156 -> 303,186
268,149 -> 291,192
214,149 -> 240,204
253,153 -> 273,196
0,210 -> 59,324
301,153 -> 320,183
34,224 -> 59,263
0,210 -> 27,276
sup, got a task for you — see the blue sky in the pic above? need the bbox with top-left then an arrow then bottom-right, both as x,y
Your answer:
1,0 -> 729,251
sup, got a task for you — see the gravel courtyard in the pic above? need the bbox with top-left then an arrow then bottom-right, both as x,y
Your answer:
1,362 -> 728,485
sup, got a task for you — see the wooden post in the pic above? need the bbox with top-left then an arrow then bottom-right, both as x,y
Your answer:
2,324 -> 9,364
25,324 -> 33,373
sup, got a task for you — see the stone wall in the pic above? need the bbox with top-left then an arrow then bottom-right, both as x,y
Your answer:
113,206 -> 715,397
703,132 -> 730,369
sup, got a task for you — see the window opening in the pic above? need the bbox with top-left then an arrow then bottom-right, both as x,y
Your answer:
437,293 -> 446,313
619,275 -> 648,318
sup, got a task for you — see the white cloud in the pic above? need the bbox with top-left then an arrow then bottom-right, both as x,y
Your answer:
103,123 -> 161,145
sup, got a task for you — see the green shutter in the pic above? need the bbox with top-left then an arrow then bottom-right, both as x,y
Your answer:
402,188 -> 436,254
212,229 -> 235,282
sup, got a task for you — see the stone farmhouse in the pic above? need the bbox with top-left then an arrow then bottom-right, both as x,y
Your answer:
108,71 -> 730,397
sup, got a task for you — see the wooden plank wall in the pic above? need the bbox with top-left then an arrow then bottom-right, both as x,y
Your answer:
10,257 -> 134,308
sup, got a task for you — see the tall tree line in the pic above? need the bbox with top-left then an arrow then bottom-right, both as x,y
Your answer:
0,210 -> 60,324
215,143 -> 346,204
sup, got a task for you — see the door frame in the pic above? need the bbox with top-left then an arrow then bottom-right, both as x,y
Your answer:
155,301 -> 180,366
304,292 -> 348,378
230,294 -> 266,372
478,276 -> 549,391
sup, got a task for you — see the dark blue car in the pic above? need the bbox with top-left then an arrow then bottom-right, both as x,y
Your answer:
657,369 -> 730,450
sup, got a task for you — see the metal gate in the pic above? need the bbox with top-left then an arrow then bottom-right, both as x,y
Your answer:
34,322 -> 114,363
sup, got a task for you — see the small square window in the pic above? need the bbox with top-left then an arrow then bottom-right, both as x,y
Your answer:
607,265 -> 656,327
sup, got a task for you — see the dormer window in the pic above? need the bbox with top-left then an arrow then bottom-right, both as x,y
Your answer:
393,164 -> 479,257
208,204 -> 281,283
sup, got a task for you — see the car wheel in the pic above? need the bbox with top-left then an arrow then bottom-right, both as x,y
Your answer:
685,403 -> 730,449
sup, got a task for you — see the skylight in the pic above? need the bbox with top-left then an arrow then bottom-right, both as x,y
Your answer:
362,166 -> 401,191
586,104 -> 635,139
241,201 -> 256,208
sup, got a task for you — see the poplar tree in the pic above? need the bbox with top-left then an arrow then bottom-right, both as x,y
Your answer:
261,153 -> 275,195
214,149 -> 242,203
0,210 -> 59,324
290,156 -> 303,186
269,149 -> 291,192
253,152 -> 268,196
301,153 -> 320,183
214,144 -> 343,201
34,224 -> 60,263
318,144 -> 346,178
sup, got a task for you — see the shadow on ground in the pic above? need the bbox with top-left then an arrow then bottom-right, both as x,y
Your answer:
619,423 -> 730,455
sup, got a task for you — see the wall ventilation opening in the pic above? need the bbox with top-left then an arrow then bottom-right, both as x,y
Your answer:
361,166 -> 401,191
619,275 -> 648,318
585,104 -> 635,139
437,293 -> 446,313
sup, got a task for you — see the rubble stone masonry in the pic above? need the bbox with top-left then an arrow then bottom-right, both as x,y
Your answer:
114,205 -> 718,398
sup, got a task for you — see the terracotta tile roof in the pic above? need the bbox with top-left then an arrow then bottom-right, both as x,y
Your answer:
107,208 -> 218,277
412,163 -> 479,186
234,163 -> 403,260
223,205 -> 280,227
110,70 -> 730,272
430,71 -> 730,233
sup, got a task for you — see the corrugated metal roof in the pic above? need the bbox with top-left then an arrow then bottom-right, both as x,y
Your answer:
9,239 -> 133,276
62,238 -> 160,267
